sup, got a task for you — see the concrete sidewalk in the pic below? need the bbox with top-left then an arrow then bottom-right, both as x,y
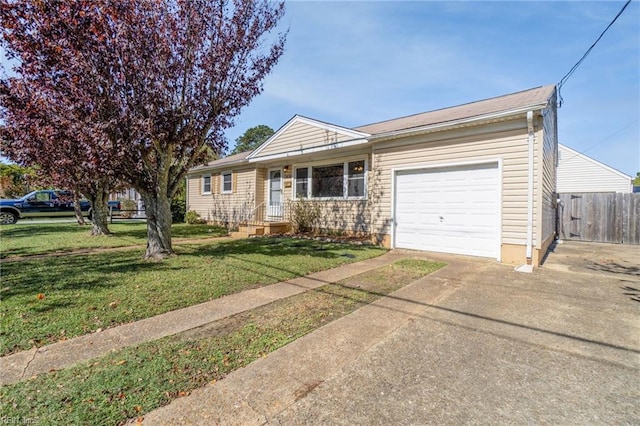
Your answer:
1,250 -> 409,385
135,243 -> 640,425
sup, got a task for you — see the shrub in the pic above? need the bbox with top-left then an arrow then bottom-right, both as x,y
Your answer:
171,179 -> 187,223
290,199 -> 321,233
185,210 -> 205,225
171,197 -> 186,223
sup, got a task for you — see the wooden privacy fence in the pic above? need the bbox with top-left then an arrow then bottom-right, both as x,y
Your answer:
557,192 -> 640,245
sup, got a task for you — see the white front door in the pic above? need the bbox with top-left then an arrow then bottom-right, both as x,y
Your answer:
268,170 -> 283,218
394,163 -> 500,258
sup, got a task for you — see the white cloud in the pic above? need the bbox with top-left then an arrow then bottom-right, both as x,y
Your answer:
230,1 -> 639,174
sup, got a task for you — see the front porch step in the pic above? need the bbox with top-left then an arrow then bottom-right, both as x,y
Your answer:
231,225 -> 266,239
229,222 -> 290,239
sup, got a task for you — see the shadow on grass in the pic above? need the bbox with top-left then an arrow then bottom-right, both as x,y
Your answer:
1,237 -> 380,301
585,261 -> 640,276
0,223 -> 229,259
1,250 -> 182,298
0,223 -> 92,239
178,236 -> 374,259
105,222 -> 228,240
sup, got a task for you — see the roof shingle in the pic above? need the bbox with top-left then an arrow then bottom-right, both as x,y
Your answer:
190,150 -> 253,171
355,84 -> 556,135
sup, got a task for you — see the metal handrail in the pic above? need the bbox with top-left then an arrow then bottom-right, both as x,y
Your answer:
246,201 -> 289,225
248,201 -> 266,224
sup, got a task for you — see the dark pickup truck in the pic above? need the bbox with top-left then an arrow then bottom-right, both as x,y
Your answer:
0,190 -> 120,224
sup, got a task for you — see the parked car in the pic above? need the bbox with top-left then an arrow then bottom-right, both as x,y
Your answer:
0,190 -> 121,224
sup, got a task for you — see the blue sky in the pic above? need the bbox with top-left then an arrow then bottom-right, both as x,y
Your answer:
227,1 -> 639,177
1,1 -> 638,177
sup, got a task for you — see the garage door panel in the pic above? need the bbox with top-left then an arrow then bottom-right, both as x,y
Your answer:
394,163 -> 499,259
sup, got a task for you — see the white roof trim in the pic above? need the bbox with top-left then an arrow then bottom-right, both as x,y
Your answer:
248,115 -> 370,160
368,104 -> 548,142
559,143 -> 632,180
248,137 -> 369,163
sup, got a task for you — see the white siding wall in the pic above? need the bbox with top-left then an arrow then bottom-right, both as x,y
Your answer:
557,145 -> 632,193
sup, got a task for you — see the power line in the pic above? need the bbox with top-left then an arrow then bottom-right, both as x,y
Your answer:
558,118 -> 639,164
557,0 -> 632,107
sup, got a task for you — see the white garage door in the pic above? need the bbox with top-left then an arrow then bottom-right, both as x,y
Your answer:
394,163 -> 500,258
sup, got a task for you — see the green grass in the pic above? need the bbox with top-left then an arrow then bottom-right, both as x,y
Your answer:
0,222 -> 228,258
0,259 -> 444,426
0,237 -> 386,356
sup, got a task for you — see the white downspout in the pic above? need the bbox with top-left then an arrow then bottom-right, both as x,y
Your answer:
516,111 -> 535,273
526,111 -> 535,260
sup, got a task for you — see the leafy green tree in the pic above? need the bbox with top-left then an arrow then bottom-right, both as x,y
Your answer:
230,125 -> 274,155
633,172 -> 640,186
0,163 -> 35,198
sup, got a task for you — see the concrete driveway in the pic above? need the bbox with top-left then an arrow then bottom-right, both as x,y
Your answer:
140,241 -> 640,425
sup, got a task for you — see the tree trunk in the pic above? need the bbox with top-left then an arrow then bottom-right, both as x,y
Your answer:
89,189 -> 111,236
142,190 -> 173,259
73,192 -> 86,225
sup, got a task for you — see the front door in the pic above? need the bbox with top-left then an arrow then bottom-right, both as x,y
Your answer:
268,170 -> 282,218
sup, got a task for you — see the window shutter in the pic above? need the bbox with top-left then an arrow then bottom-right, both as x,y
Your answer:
198,176 -> 202,195
232,171 -> 238,193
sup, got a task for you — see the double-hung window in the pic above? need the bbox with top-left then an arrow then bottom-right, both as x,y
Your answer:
202,174 -> 212,194
294,160 -> 366,199
295,168 -> 309,199
222,172 -> 232,193
347,160 -> 365,197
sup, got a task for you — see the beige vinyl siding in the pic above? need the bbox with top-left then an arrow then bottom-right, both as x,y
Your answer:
275,152 -> 372,233
538,99 -> 558,248
372,119 -> 534,246
255,168 -> 267,207
210,168 -> 256,225
306,156 -> 371,233
297,200 -> 370,233
557,145 -> 632,193
253,121 -> 357,159
186,173 -> 213,219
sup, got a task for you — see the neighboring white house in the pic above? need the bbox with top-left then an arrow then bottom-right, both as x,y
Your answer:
557,144 -> 633,193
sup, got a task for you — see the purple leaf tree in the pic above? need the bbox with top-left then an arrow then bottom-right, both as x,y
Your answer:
1,0 -> 287,256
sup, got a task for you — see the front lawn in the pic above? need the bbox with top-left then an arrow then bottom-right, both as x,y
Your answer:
0,237 -> 386,356
0,259 -> 445,425
0,222 -> 228,258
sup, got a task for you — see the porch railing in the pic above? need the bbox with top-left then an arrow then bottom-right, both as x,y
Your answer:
247,201 -> 290,224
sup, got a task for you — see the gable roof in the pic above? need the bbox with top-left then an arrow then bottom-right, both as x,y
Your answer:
248,115 -> 370,160
188,84 -> 557,172
355,84 -> 556,136
558,143 -> 632,180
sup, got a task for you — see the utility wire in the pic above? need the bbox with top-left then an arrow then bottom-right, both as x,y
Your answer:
557,0 -> 632,107
558,118 -> 639,164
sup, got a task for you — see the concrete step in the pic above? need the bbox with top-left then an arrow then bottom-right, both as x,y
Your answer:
230,225 -> 265,239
